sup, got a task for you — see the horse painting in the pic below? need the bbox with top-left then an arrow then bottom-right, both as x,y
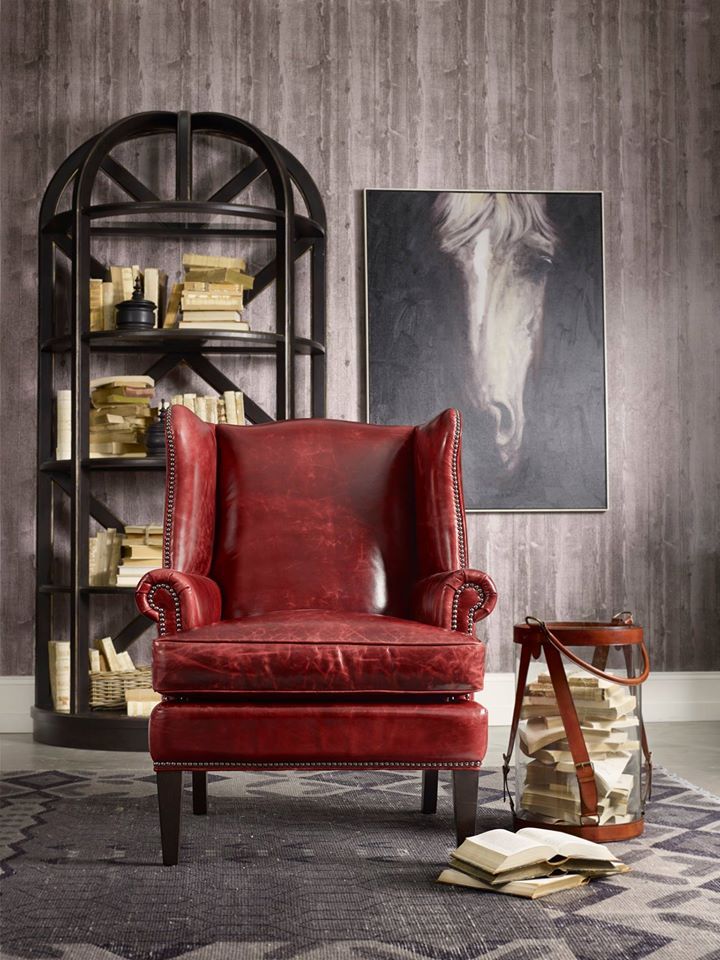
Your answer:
432,192 -> 558,473
365,189 -> 607,511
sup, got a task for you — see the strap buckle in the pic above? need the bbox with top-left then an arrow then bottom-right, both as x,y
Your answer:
574,760 -> 595,780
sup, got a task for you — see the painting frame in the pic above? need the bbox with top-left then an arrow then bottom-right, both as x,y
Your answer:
363,187 -> 609,513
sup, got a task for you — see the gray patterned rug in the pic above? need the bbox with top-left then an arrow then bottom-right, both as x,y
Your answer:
1,767 -> 719,960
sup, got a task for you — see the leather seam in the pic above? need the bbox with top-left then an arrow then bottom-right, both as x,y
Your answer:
451,409 -> 467,568
451,581 -> 487,634
153,760 -> 484,769
163,405 -> 176,568
146,583 -> 183,637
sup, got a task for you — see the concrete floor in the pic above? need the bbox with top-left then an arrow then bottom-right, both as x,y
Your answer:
1,722 -> 718,794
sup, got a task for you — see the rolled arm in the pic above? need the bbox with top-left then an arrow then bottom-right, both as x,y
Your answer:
413,569 -> 498,635
136,569 -> 222,636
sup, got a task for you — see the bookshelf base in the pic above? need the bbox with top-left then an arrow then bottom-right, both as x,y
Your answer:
31,706 -> 149,751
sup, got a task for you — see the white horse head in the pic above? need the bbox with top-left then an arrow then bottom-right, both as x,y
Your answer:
434,192 -> 557,472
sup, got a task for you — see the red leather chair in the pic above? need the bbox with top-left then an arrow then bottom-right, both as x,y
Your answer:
137,406 -> 497,864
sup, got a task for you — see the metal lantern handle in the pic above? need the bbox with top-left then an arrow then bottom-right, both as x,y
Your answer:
525,617 -> 651,687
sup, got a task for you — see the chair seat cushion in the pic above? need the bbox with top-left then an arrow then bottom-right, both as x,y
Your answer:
149,699 -> 488,768
153,610 -> 485,695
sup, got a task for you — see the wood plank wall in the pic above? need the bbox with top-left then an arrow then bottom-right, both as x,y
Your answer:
1,0 -> 717,675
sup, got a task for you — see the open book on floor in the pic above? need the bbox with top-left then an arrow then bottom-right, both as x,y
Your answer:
443,827 -> 628,888
437,868 -> 589,899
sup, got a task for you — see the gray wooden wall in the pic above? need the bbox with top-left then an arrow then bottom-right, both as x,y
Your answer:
1,0 -> 717,676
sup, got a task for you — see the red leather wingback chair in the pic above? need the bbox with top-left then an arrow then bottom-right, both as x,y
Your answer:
137,405 -> 497,864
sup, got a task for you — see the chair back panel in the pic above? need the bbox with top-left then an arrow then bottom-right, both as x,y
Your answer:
210,419 -> 418,619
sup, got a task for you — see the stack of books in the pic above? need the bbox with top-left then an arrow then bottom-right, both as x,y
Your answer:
518,671 -> 639,826
88,529 -> 122,586
90,376 -> 156,458
164,253 -> 254,331
437,827 -> 628,899
169,391 -> 246,425
125,688 -> 162,717
115,525 -> 163,587
55,389 -> 72,460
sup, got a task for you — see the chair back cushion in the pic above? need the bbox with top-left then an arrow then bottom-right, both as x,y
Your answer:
211,419 -> 418,619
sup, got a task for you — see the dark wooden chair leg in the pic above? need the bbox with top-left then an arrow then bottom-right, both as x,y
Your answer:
452,770 -> 479,845
192,771 -> 207,815
157,771 -> 183,866
421,769 -> 439,814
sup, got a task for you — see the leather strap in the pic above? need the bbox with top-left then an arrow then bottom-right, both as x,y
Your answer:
544,641 -> 599,823
526,616 -> 650,686
502,641 -> 533,812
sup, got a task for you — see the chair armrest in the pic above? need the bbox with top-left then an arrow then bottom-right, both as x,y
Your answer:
136,569 -> 222,636
413,569 -> 498,635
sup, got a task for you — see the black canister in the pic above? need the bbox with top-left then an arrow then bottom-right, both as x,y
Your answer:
116,276 -> 156,330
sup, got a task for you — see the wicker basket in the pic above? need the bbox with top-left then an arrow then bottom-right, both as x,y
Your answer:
89,667 -> 153,710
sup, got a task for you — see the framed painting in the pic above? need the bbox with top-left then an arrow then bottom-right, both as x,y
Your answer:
364,189 -> 608,512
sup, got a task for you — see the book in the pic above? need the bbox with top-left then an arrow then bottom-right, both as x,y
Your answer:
89,442 -> 147,456
143,267 -> 166,327
437,868 -> 589,899
89,279 -> 104,331
116,650 -> 136,672
91,375 -> 154,389
223,390 -> 238,424
178,310 -> 244,322
95,636 -> 122,673
102,281 -> 115,329
48,641 -> 70,713
182,252 -> 246,271
519,719 -> 568,754
126,690 -> 162,717
184,281 -> 244,292
55,390 -> 72,460
178,320 -> 251,332
163,282 -> 183,328
120,556 -> 162,567
451,828 -> 622,880
184,268 -> 254,288
122,543 -> 163,560
181,293 -> 244,310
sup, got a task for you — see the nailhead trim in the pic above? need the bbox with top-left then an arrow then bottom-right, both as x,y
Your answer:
153,759 -> 483,769
163,406 -> 176,569
451,582 -> 487,634
451,409 -> 467,568
146,582 -> 183,637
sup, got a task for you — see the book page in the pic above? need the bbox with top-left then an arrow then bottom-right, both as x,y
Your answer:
518,828 -> 614,862
456,829 -> 555,872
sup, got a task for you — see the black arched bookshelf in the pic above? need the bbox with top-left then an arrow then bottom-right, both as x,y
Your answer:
33,111 -> 326,749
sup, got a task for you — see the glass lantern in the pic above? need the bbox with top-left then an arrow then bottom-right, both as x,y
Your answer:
503,615 -> 651,842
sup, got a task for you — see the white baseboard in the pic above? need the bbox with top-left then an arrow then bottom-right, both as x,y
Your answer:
0,676 -> 35,732
1,672 -> 718,734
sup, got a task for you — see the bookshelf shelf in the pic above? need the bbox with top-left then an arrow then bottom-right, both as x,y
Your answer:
31,706 -> 149,751
40,585 -> 140,594
35,110 -> 327,750
41,330 -> 326,356
41,457 -> 166,472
